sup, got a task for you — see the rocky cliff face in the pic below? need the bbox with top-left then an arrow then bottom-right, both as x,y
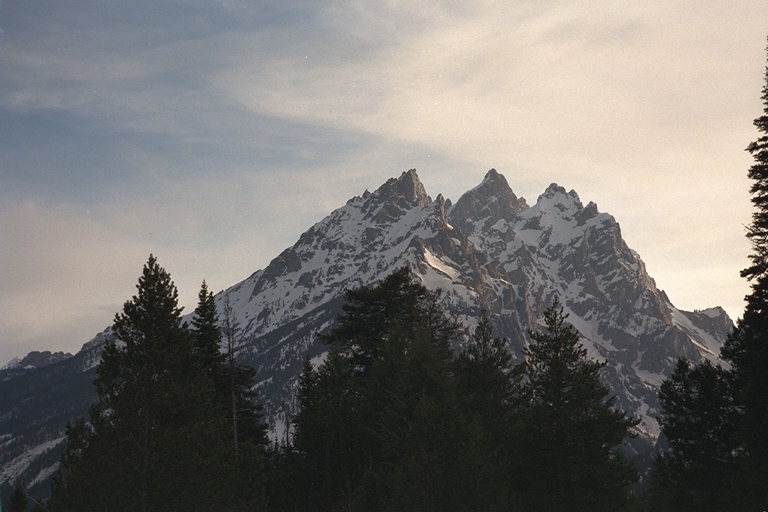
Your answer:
0,169 -> 732,498
218,169 -> 730,444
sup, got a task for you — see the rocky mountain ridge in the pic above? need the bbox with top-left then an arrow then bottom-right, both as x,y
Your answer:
0,169 -> 732,499
218,169 -> 730,441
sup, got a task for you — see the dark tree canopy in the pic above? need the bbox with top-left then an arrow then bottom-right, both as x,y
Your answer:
719,38 -> 768,509
8,486 -> 29,512
649,359 -> 741,511
50,255 -> 266,512
289,267 -> 475,511
650,38 -> 768,512
285,273 -> 637,512
191,280 -> 226,377
510,298 -> 638,512
190,285 -> 268,455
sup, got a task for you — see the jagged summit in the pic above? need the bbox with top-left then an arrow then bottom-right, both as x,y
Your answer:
221,169 -> 730,438
359,169 -> 431,223
447,168 -> 529,239
0,168 -> 733,497
537,182 -> 583,208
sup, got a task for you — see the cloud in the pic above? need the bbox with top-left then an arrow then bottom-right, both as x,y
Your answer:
0,0 -> 764,363
212,0 -> 760,317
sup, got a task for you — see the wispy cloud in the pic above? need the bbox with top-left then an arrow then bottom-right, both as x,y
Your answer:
0,0 -> 764,362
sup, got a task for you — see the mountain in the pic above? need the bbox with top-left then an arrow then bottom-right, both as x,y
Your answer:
0,169 -> 732,500
1,351 -> 73,378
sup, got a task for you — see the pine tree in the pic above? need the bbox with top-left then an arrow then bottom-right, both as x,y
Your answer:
349,294 -> 458,512
647,39 -> 768,511
50,255 -> 254,512
320,266 -> 458,370
7,486 -> 29,512
191,280 -> 226,380
191,286 -> 267,459
649,359 -> 741,511
219,293 -> 268,452
510,298 -> 638,512
290,350 -> 364,511
453,310 -> 514,511
718,37 -> 768,508
190,284 -> 269,509
289,267 -> 466,511
456,310 -> 513,431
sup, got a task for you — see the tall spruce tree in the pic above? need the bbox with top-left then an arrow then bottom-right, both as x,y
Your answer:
718,37 -> 768,508
648,39 -> 768,512
649,359 -> 741,511
190,283 -> 268,509
453,310 -> 515,511
191,286 -> 268,457
509,298 -> 638,512
191,280 -> 227,379
290,267 -> 466,512
50,256 -> 254,512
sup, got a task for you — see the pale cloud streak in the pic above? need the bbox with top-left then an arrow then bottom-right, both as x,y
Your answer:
0,0 -> 765,363
219,0 -> 761,313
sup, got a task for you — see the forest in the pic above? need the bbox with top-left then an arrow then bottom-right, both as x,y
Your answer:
11,249 -> 764,511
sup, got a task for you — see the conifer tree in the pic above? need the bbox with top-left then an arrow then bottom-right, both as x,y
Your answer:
649,359 -> 741,511
648,39 -> 768,512
191,286 -> 267,458
219,293 -> 268,452
191,280 -> 226,379
189,284 -> 268,509
510,298 -> 638,512
7,486 -> 29,512
290,267 -> 465,511
367,304 -> 462,512
453,310 -> 514,511
718,37 -> 768,508
456,310 -> 513,431
50,255 -> 256,512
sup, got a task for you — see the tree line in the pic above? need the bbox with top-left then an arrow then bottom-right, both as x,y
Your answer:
46,256 -> 268,512
36,259 -> 639,512
269,268 -> 638,512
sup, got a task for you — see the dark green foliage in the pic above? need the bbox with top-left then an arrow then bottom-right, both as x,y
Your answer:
191,283 -> 269,508
722,37 -> 768,508
285,271 -> 637,512
8,486 -> 29,512
320,266 -> 459,369
721,321 -> 768,508
50,255 -> 266,512
649,359 -> 741,511
191,285 -> 268,453
647,39 -> 768,512
742,39 -> 768,284
369,313 -> 462,512
509,298 -> 639,512
644,47 -> 768,506
289,267 -> 467,511
191,280 -> 227,378
453,310 -> 515,511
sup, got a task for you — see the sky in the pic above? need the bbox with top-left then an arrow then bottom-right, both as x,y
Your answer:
1,1 -> 766,365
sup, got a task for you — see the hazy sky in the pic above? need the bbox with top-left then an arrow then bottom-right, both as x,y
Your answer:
1,1 -> 766,365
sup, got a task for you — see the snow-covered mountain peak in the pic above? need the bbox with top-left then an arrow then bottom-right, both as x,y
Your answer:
447,169 -> 528,240
0,168 -> 736,496
534,183 -> 584,215
114,171 -> 738,438
359,169 -> 431,224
